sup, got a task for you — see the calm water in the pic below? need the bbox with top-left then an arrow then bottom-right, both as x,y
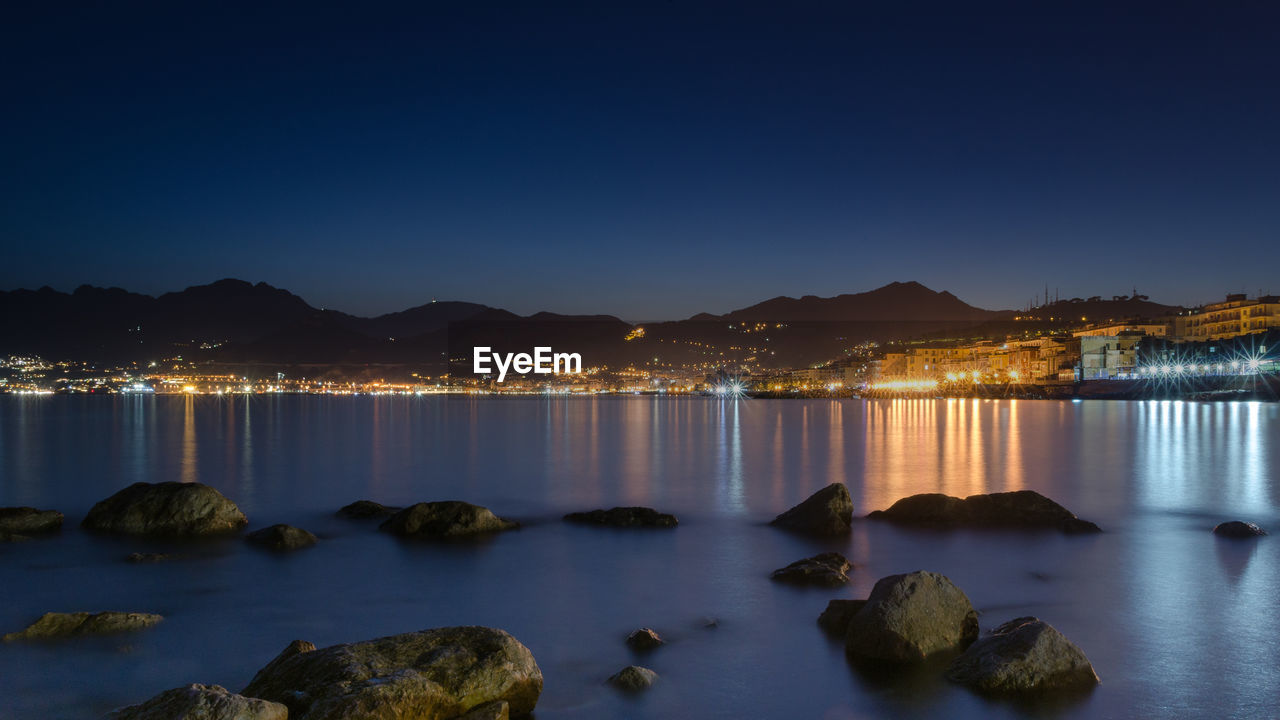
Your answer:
1,396 -> 1278,719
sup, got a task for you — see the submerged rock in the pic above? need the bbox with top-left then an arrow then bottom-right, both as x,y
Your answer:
770,483 -> 853,536
380,501 -> 518,539
337,500 -> 401,519
126,552 -> 172,563
563,507 -> 678,528
108,684 -> 287,720
0,507 -> 63,538
818,599 -> 866,637
3,611 -> 163,641
947,617 -> 1099,695
246,524 -> 318,551
844,571 -> 978,664
771,552 -> 851,586
868,490 -> 1100,534
82,482 -> 247,537
608,665 -> 659,691
241,626 -> 542,720
1213,521 -> 1267,538
625,627 -> 665,651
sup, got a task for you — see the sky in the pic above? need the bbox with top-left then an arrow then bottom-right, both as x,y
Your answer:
3,1 -> 1279,321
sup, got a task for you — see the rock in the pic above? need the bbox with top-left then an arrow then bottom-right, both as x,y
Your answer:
126,552 -> 172,563
844,571 -> 978,664
947,616 -> 1099,695
108,684 -> 287,720
770,483 -> 853,536
3,611 -> 163,641
625,627 -> 664,651
1213,521 -> 1267,538
771,552 -> 851,586
82,482 -> 248,537
608,665 -> 659,691
455,701 -> 510,720
337,500 -> 400,519
0,507 -> 63,536
380,502 -> 518,539
249,639 -> 317,683
246,524 -> 318,551
868,490 -> 1101,534
241,626 -> 542,720
563,507 -> 678,528
818,599 -> 866,637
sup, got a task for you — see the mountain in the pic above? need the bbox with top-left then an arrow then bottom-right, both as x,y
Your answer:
714,281 -> 1002,323
0,279 -> 1185,375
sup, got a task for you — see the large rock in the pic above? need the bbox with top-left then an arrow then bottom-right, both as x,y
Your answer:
608,665 -> 659,691
0,507 -> 63,539
241,626 -> 542,719
380,502 -> 518,539
3,611 -> 163,641
82,482 -> 247,537
844,571 -> 978,664
247,524 -> 318,551
625,627 -> 665,651
947,617 -> 1099,694
1213,520 -> 1267,538
109,684 -> 287,720
338,500 -> 401,519
563,507 -> 677,528
770,483 -> 853,536
817,599 -> 866,637
868,490 -> 1100,534
771,552 -> 851,587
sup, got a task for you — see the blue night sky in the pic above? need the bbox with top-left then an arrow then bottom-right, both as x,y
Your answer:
3,2 -> 1279,320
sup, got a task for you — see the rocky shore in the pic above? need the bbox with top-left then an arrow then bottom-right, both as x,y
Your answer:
3,479 -> 1268,718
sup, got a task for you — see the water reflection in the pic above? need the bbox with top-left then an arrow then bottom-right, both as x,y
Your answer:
181,393 -> 198,484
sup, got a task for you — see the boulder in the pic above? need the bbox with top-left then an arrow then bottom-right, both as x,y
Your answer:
4,611 -> 163,641
108,684 -> 287,720
82,482 -> 247,537
337,500 -> 401,519
1213,521 -> 1267,538
0,507 -> 63,537
817,599 -> 866,637
608,665 -> 659,692
247,524 -> 318,551
241,626 -> 542,720
844,571 -> 978,664
771,552 -> 851,586
380,502 -> 518,539
563,507 -> 678,528
947,616 -> 1099,695
770,483 -> 853,536
625,628 -> 665,651
868,490 -> 1100,534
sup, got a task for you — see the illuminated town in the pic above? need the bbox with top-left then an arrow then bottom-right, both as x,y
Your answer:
5,292 -> 1276,399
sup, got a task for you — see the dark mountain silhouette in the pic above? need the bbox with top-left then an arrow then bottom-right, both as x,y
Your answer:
714,281 -> 1002,323
0,279 -> 1183,375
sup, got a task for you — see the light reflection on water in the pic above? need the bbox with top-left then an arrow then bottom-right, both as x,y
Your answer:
0,396 -> 1277,719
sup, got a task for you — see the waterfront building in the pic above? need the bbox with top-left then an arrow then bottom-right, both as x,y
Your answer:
1175,294 -> 1280,341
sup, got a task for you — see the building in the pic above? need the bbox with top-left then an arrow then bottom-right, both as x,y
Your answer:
1079,333 -> 1144,380
1074,322 -> 1171,338
1175,294 -> 1280,341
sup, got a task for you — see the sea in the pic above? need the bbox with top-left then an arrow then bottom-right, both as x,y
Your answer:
1,395 -> 1277,719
